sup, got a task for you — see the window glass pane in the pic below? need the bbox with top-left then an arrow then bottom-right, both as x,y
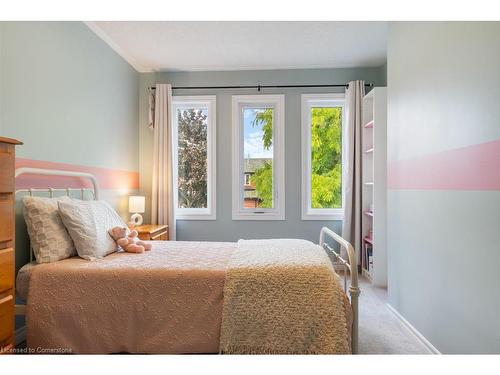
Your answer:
177,107 -> 208,209
243,108 -> 274,209
310,107 -> 342,209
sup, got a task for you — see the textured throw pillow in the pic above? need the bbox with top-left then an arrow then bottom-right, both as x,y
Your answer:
22,196 -> 76,264
58,199 -> 126,260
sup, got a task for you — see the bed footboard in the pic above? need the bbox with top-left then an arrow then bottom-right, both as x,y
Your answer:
319,227 -> 360,354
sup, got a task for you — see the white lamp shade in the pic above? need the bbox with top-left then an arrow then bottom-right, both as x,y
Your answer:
129,196 -> 145,213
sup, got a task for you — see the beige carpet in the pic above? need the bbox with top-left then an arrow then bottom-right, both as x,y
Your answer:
356,276 -> 432,354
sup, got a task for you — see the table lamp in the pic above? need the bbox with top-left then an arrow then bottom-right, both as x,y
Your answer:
129,196 -> 145,226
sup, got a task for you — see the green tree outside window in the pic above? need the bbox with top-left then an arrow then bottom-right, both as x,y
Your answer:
250,107 -> 342,209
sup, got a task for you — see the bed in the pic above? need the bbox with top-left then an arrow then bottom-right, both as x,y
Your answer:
14,167 -> 360,354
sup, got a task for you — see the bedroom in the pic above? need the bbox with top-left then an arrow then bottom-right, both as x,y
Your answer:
1,0 -> 500,372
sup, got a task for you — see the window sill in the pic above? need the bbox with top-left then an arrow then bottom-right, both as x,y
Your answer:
301,212 -> 344,221
175,214 -> 216,221
232,212 -> 285,221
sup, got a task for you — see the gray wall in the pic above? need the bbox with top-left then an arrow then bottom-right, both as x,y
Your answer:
0,24 -> 3,135
1,21 -> 140,268
139,67 -> 386,242
387,22 -> 500,353
0,22 -> 140,329
0,22 -> 139,172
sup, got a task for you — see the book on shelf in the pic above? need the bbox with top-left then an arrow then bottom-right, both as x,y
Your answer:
367,245 -> 373,273
364,243 -> 373,270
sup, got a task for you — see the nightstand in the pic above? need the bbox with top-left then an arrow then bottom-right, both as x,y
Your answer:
135,224 -> 169,241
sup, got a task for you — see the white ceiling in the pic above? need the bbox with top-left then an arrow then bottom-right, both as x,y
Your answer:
86,22 -> 387,73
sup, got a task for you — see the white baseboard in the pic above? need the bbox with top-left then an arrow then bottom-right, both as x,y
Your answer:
386,304 -> 441,355
15,325 -> 26,345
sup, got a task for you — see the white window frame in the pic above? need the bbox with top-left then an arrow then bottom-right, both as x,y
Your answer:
301,93 -> 345,221
172,95 -> 216,220
232,95 -> 285,220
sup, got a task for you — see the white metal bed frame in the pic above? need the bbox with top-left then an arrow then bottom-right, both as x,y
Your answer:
319,226 -> 360,354
14,167 -> 360,354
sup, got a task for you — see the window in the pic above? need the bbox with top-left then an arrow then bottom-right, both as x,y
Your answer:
301,94 -> 344,220
172,96 -> 216,220
232,95 -> 285,220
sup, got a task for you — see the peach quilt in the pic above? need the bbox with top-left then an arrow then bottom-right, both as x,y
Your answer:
27,241 -> 234,354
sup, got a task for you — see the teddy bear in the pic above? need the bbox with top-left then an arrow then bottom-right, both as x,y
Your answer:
108,226 -> 152,253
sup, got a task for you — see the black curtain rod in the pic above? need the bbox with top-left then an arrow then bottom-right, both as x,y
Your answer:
148,83 -> 374,91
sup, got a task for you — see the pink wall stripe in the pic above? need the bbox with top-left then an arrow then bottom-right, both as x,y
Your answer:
15,158 -> 139,190
388,139 -> 500,190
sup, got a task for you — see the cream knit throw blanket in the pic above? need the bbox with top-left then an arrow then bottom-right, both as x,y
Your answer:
220,239 -> 351,354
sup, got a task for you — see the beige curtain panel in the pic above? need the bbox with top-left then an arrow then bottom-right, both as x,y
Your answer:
148,89 -> 155,130
151,84 -> 176,240
342,80 -> 365,261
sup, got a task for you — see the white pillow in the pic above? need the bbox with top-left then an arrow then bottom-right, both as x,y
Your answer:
22,196 -> 76,263
58,199 -> 126,260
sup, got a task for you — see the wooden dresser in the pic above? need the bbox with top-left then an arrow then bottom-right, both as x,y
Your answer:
0,137 -> 22,354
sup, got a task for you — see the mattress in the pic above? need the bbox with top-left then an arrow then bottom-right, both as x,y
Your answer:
26,241 -> 235,354
16,261 -> 38,301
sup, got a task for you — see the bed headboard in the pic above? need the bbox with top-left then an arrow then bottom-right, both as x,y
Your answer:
14,167 -> 100,267
15,167 -> 99,199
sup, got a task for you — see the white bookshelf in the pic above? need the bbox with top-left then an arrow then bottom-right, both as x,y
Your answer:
361,87 -> 387,287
